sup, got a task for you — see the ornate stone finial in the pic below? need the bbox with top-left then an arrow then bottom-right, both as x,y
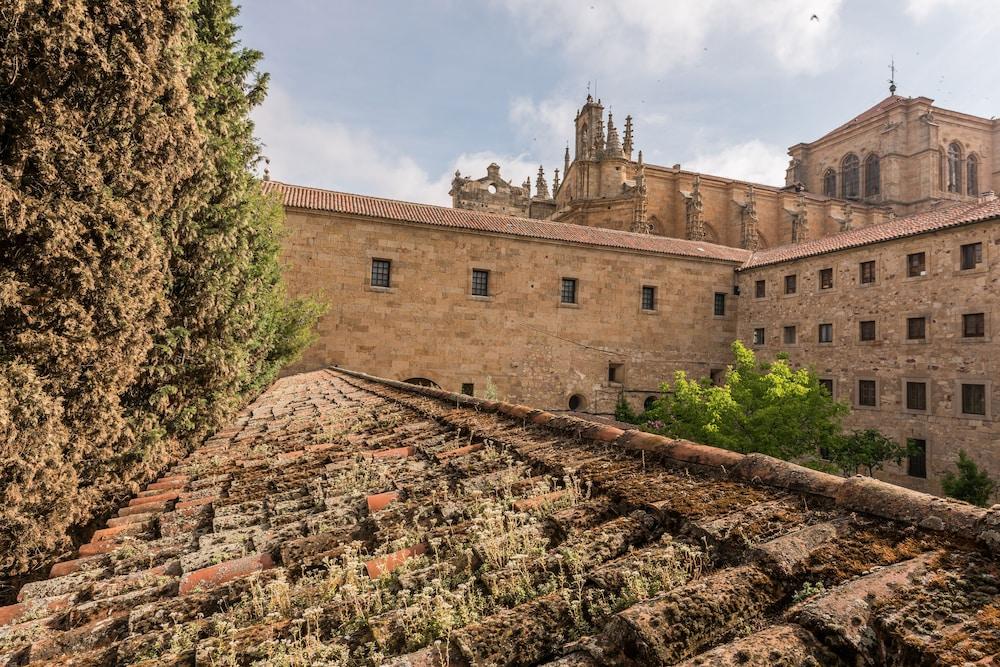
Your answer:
454,169 -> 461,178
523,177 -> 531,198
594,113 -> 606,159
792,194 -> 809,243
263,157 -> 271,181
564,143 -> 570,176
605,113 -> 623,158
553,168 -> 561,194
630,152 -> 650,234
535,165 -> 550,199
623,115 -> 634,160
685,175 -> 706,241
841,202 -> 854,231
637,150 -> 643,166
741,185 -> 760,251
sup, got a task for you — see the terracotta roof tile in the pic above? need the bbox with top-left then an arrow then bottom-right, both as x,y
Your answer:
742,198 -> 1000,269
262,180 -> 751,263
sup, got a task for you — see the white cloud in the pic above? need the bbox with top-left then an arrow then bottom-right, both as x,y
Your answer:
499,0 -> 844,77
508,95 -> 578,163
253,86 -> 541,205
685,139 -> 789,186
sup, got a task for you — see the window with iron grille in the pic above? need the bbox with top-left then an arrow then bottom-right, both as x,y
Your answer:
860,260 -> 876,284
714,292 -> 726,316
818,378 -> 834,397
819,268 -> 833,289
907,439 -> 927,478
783,326 -> 797,344
641,285 -> 656,311
371,259 -> 391,288
560,278 -> 577,304
784,274 -> 797,294
755,280 -> 766,298
963,313 -> 985,338
461,383 -> 475,396
818,323 -> 833,343
858,379 -> 877,407
907,316 -> 926,340
960,242 -> 982,270
859,320 -> 876,342
961,383 -> 986,416
906,381 -> 927,411
471,269 -> 489,296
842,153 -> 860,199
907,252 -> 926,277
752,328 -> 765,346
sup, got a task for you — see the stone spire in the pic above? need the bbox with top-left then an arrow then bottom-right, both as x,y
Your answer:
552,168 -> 561,194
535,165 -> 550,199
263,157 -> 271,181
564,143 -> 570,176
631,151 -> 651,234
522,177 -> 531,198
605,113 -> 623,158
623,115 -> 634,160
593,112 -> 606,159
741,185 -> 760,251
792,194 -> 809,243
685,175 -> 706,241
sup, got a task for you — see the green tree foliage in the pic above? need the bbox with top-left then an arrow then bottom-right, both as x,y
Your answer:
824,429 -> 910,477
941,450 -> 997,507
647,341 -> 847,460
0,1 -> 318,574
614,394 -> 639,424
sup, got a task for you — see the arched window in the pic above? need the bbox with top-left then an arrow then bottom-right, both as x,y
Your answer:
823,169 -> 837,197
864,154 -> 880,197
967,154 -> 979,196
841,154 -> 860,199
947,142 -> 962,193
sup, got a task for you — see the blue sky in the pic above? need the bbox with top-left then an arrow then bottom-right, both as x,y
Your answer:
239,0 -> 1000,205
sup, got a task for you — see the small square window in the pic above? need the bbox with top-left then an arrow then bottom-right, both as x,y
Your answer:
963,313 -> 985,338
907,316 -> 926,340
819,268 -> 834,290
783,325 -> 797,344
784,274 -> 797,294
860,260 -> 876,284
906,381 -> 927,411
961,383 -> 986,416
960,242 -> 982,270
907,439 -> 927,478
858,379 -> 877,407
461,383 -> 475,396
755,279 -> 766,298
753,328 -> 765,346
561,278 -> 577,304
714,292 -> 726,316
471,269 -> 489,296
818,323 -> 833,343
641,285 -> 656,311
859,320 -> 876,342
818,378 -> 834,397
710,369 -> 725,386
371,259 -> 391,288
608,363 -> 623,383
907,252 -> 926,277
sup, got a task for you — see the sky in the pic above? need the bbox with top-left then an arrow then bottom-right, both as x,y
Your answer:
238,0 -> 1000,207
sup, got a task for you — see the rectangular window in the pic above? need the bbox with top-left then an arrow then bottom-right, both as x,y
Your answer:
819,268 -> 834,290
963,313 -> 985,338
818,323 -> 833,343
371,259 -> 391,288
907,252 -> 926,277
608,363 -> 622,383
783,325 -> 797,344
961,383 -> 987,416
907,316 -> 926,340
858,379 -> 877,407
560,278 -> 577,304
818,378 -> 834,397
859,320 -> 876,341
906,381 -> 927,411
641,285 -> 656,311
714,292 -> 726,317
461,383 -> 475,396
753,328 -> 765,346
471,269 -> 489,296
960,242 -> 983,270
860,260 -> 876,284
784,274 -> 797,294
755,279 -> 766,298
907,439 -> 927,478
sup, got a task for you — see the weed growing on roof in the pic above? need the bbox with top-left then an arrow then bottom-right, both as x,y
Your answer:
792,580 -> 827,603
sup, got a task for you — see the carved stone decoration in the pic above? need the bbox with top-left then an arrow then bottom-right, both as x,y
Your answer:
791,194 -> 809,243
630,151 -> 651,234
535,166 -> 550,199
552,168 -> 561,194
685,175 -> 706,241
741,185 -> 760,251
841,202 -> 853,231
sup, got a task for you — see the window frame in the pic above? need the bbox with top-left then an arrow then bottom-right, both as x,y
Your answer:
460,383 -> 475,396
856,378 -> 878,409
864,153 -> 880,198
818,322 -> 833,344
640,285 -> 657,311
784,274 -> 797,295
713,292 -> 727,318
967,154 -> 979,196
906,252 -> 927,278
818,267 -> 834,291
823,168 -> 837,198
905,315 -> 928,342
752,327 -> 766,346
903,379 -> 929,414
754,279 -> 766,299
841,153 -> 860,199
370,258 -> 392,289
859,260 -> 876,285
859,319 -> 877,343
906,438 -> 928,479
962,312 -> 986,339
958,381 -> 989,419
960,242 -> 983,271
947,142 -> 962,194
471,268 -> 490,297
560,277 -> 578,305
783,325 -> 797,345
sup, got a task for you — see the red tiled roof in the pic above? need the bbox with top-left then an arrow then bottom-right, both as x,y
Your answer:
742,198 -> 1000,269
262,180 -> 752,263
